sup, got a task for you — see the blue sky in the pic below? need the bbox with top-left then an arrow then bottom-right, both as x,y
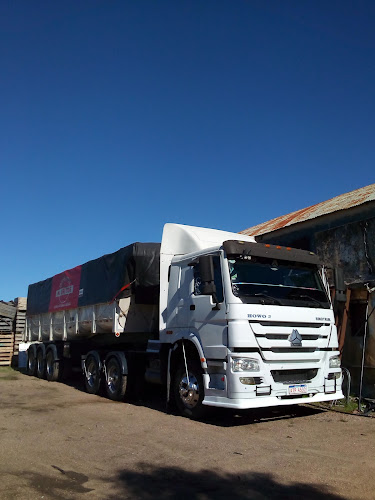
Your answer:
1,0 -> 374,300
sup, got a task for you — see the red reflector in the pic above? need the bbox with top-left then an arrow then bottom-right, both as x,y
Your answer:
115,332 -> 120,338
286,247 -> 291,251
276,246 -> 281,249
201,358 -> 205,362
221,377 -> 225,382
166,330 -> 173,335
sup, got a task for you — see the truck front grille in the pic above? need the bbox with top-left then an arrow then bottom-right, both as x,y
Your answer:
271,369 -> 318,384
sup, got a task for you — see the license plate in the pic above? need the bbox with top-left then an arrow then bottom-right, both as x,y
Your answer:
288,384 -> 308,395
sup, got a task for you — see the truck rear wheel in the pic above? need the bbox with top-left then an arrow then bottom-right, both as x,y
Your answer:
45,347 -> 61,382
105,357 -> 127,401
36,348 -> 46,379
173,359 -> 207,419
27,345 -> 37,376
84,354 -> 101,395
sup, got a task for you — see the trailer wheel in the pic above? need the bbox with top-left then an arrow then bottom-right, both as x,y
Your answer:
84,354 -> 101,395
27,345 -> 37,376
105,357 -> 127,401
36,348 -> 46,379
45,347 -> 61,382
173,359 -> 207,419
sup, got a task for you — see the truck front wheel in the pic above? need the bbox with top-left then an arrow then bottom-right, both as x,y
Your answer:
105,357 -> 127,401
173,359 -> 207,419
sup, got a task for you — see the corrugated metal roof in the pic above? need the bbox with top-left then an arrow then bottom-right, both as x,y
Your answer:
241,183 -> 375,237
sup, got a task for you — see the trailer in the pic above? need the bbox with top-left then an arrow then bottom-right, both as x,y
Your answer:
25,224 -> 343,418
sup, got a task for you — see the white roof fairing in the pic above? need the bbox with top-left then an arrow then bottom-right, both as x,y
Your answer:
161,223 -> 256,256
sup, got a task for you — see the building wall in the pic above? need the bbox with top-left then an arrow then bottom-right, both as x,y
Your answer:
254,207 -> 375,398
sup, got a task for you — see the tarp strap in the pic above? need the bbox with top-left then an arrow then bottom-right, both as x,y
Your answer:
110,280 -> 136,303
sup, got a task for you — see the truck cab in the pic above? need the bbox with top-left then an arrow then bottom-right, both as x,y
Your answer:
159,224 -> 343,417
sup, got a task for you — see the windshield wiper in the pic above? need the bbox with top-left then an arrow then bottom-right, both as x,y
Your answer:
252,293 -> 282,306
288,293 -> 323,307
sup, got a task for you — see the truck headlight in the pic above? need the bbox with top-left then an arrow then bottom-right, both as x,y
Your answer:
329,355 -> 341,368
232,358 -> 260,372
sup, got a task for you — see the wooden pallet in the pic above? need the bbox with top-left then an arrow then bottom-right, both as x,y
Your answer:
14,297 -> 27,311
0,302 -> 16,319
13,333 -> 23,354
0,334 -> 14,366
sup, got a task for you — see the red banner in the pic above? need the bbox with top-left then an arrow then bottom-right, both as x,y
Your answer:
49,266 -> 82,312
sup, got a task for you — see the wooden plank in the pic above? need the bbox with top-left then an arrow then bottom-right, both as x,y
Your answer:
0,302 -> 16,319
14,297 -> 27,310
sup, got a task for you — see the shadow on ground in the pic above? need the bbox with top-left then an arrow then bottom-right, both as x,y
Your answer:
61,370 -> 325,426
107,464 -> 344,500
16,368 -> 325,426
2,464 -> 345,500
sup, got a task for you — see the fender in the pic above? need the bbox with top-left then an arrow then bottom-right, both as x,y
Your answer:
28,343 -> 38,357
171,331 -> 207,369
46,343 -> 59,361
105,351 -> 128,376
85,350 -> 102,373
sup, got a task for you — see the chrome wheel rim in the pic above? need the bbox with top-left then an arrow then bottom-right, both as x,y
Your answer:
107,364 -> 119,393
87,360 -> 97,388
46,352 -> 53,376
37,353 -> 43,374
28,351 -> 36,372
178,373 -> 200,409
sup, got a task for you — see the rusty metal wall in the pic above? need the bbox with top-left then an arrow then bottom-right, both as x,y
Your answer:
314,218 -> 375,285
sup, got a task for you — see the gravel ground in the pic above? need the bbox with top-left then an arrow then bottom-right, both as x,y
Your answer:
0,368 -> 374,500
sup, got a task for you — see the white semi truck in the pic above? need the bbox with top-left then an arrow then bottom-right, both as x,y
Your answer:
25,223 -> 343,418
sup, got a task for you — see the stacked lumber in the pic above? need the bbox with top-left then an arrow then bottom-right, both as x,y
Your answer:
0,298 -> 27,365
0,316 -> 13,332
0,301 -> 16,332
0,300 -> 16,365
13,297 -> 27,355
0,334 -> 14,366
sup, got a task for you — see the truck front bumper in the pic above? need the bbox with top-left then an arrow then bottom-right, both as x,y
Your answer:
202,390 -> 344,409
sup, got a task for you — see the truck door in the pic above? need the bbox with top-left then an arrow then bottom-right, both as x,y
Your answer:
188,255 -> 228,360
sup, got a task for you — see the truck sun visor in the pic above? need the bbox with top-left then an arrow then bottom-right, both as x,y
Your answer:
223,240 -> 320,265
27,243 -> 160,315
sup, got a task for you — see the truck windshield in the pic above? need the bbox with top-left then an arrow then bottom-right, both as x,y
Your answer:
228,257 -> 330,308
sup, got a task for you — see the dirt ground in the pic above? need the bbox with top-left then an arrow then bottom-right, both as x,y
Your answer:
0,368 -> 374,500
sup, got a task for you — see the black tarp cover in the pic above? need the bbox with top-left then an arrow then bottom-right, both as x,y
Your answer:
27,243 -> 160,316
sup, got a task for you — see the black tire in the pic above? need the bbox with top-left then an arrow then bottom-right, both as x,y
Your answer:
173,358 -> 207,419
105,356 -> 127,401
45,347 -> 61,382
27,345 -> 37,376
84,354 -> 101,395
36,348 -> 46,379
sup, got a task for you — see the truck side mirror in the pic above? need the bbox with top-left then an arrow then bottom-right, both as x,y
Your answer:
199,255 -> 215,294
199,255 -> 220,310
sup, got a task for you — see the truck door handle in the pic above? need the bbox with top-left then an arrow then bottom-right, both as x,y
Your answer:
190,305 -> 195,311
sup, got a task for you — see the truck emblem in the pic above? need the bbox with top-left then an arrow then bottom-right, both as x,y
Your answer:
289,329 -> 302,346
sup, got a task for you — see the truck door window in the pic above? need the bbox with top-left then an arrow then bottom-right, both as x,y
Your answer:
193,256 -> 224,303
